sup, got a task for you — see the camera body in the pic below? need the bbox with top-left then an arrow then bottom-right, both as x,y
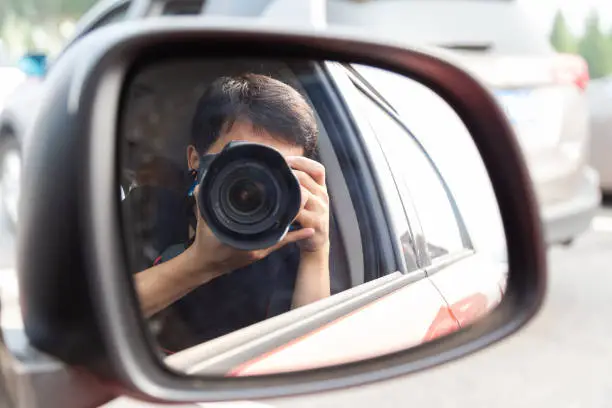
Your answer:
197,141 -> 301,250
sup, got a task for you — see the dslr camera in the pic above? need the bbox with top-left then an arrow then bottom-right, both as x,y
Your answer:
197,142 -> 302,250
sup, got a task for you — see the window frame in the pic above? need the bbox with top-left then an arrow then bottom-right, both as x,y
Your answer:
325,63 -> 419,274
312,62 -> 406,280
87,2 -> 132,31
344,67 -> 474,269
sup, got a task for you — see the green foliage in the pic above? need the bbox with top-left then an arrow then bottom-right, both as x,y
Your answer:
550,10 -> 577,53
577,11 -> 612,79
0,0 -> 98,57
2,0 -> 97,22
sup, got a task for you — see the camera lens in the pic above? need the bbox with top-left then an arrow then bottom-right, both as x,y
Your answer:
213,162 -> 279,230
228,179 -> 265,214
198,142 -> 302,250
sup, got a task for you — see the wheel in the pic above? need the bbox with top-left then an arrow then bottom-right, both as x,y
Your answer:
0,137 -> 21,231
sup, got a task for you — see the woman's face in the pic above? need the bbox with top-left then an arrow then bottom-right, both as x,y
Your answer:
187,120 -> 304,171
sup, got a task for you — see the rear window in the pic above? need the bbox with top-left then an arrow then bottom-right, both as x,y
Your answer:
327,0 -> 553,55
163,0 -> 204,15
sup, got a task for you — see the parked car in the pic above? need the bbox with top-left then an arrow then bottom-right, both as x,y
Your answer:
0,65 -> 39,229
587,75 -> 612,195
0,44 -> 26,228
1,0 -> 598,247
327,0 -> 601,246
0,42 -> 25,110
0,0 -> 134,229
7,14 -> 546,407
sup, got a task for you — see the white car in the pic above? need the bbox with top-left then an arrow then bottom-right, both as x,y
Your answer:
327,0 -> 601,246
0,42 -> 25,106
587,75 -> 612,194
0,46 -> 26,229
0,0 -> 132,229
2,1 -> 598,248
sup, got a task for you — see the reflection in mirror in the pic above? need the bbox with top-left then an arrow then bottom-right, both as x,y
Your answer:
120,58 -> 507,377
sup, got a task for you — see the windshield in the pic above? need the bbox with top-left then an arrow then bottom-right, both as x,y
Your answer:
327,0 -> 553,55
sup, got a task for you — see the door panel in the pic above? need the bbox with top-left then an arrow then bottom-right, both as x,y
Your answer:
164,272 -> 404,374
427,254 -> 506,328
350,64 -> 508,328
225,277 -> 456,377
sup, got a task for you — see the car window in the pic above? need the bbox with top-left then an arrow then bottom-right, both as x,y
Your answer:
352,87 -> 467,261
352,64 -> 506,264
328,63 -> 418,271
162,0 -> 205,15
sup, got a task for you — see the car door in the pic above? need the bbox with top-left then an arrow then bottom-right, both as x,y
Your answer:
344,65 -> 506,327
323,63 -> 463,341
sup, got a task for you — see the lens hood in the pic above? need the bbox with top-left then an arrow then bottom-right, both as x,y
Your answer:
197,141 -> 301,250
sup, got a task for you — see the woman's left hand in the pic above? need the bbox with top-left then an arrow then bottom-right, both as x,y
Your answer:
286,156 -> 330,255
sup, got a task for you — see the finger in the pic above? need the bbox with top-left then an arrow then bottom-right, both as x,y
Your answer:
287,156 -> 326,186
294,170 -> 327,200
192,185 -> 213,233
193,186 -> 205,221
193,184 -> 200,202
304,194 -> 327,212
295,208 -> 320,229
266,228 -> 314,254
193,184 -> 203,215
295,170 -> 319,194
300,186 -> 310,211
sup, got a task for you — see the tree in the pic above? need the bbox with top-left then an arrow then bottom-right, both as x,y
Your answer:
550,10 -> 577,53
1,0 -> 97,56
578,11 -> 612,79
2,0 -> 97,22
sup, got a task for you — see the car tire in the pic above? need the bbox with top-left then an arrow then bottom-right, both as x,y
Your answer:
0,137 -> 21,232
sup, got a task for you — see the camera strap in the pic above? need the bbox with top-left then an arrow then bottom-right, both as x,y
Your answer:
187,168 -> 198,197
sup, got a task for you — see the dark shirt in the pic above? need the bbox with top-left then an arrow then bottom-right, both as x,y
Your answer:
153,241 -> 300,352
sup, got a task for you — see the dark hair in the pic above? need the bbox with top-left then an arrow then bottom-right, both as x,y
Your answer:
190,74 -> 318,157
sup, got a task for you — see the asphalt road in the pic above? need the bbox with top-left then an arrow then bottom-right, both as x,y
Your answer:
1,206 -> 611,407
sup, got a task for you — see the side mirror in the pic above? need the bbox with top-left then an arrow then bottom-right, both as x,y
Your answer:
17,53 -> 47,78
16,21 -> 546,406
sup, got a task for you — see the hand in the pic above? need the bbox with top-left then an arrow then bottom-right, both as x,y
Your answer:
184,184 -> 315,281
287,156 -> 330,255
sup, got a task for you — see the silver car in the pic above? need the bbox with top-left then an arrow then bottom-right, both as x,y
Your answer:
327,0 -> 601,246
0,0 -> 600,246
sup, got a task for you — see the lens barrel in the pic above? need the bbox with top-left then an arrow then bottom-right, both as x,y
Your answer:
197,142 -> 301,250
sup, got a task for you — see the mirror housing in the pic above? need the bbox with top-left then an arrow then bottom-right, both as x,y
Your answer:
17,19 -> 547,404
17,53 -> 47,78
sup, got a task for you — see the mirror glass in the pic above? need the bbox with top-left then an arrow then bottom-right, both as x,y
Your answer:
120,58 -> 507,377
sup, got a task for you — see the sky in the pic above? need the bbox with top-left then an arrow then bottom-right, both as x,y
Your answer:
518,0 -> 612,35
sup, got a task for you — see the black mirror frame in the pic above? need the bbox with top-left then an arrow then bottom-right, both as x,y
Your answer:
18,18 -> 546,403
